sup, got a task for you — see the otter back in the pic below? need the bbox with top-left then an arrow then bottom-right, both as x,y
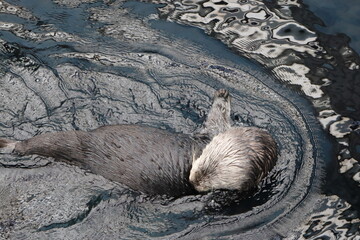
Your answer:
13,125 -> 197,196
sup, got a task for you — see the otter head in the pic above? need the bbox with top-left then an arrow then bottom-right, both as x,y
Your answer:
190,127 -> 277,193
189,129 -> 252,192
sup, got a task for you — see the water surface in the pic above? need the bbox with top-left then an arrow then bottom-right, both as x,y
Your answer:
0,0 -> 359,239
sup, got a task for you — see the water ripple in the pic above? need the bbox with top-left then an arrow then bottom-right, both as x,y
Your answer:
0,0 -> 356,239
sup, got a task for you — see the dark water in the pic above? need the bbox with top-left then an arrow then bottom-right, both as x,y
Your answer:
302,0 -> 360,54
0,0 -> 359,239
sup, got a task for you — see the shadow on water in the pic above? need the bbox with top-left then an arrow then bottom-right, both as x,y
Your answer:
0,0 -> 358,239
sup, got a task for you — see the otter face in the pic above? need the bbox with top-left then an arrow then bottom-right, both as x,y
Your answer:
189,159 -> 213,192
189,129 -> 251,192
189,153 -> 249,192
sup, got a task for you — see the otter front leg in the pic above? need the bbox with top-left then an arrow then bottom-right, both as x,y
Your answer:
201,89 -> 232,138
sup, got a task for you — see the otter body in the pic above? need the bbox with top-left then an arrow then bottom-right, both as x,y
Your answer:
0,90 -> 277,197
9,125 -> 204,196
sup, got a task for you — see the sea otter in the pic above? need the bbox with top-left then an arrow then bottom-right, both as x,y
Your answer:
0,89 -> 277,197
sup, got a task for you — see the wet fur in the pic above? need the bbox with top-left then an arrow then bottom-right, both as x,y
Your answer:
0,89 -> 277,196
189,127 -> 277,192
8,126 -> 204,196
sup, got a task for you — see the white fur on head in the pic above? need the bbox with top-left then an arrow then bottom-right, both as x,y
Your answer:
189,127 -> 277,192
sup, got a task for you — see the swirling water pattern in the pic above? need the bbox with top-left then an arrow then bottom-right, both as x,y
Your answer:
0,0 -> 358,239
151,0 -> 360,186
147,0 -> 360,237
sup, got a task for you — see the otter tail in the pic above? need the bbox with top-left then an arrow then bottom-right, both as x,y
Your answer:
0,138 -> 18,154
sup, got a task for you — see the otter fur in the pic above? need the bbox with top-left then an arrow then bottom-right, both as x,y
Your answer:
0,89 -> 277,197
190,127 -> 277,192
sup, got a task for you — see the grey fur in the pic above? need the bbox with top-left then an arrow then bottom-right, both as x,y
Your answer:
200,89 -> 232,138
8,126 -> 201,196
0,138 -> 17,154
0,89 -> 277,196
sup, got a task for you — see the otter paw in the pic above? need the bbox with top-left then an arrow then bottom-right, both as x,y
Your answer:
0,138 -> 16,154
214,89 -> 229,100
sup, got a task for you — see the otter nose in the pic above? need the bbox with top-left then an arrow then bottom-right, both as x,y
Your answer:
189,171 -> 206,192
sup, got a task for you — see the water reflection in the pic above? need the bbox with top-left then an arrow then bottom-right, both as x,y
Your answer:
0,0 -> 358,239
302,0 -> 360,53
149,0 -> 360,235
